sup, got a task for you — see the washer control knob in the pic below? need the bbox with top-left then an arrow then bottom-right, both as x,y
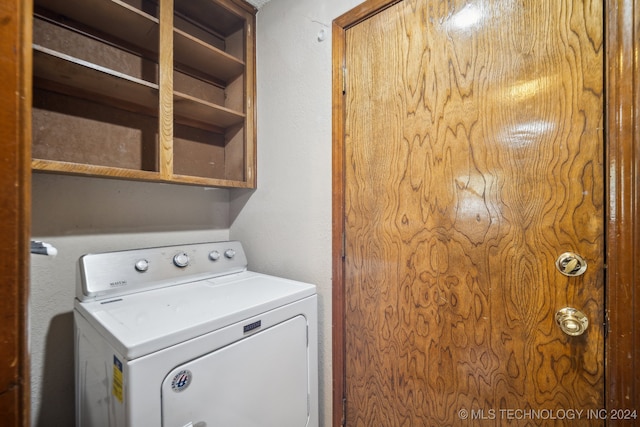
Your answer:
224,249 -> 236,259
173,252 -> 190,268
135,259 -> 149,272
209,250 -> 221,261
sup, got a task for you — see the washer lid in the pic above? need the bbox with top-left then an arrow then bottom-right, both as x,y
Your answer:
74,271 -> 316,360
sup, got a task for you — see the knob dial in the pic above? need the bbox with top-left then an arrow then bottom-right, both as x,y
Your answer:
209,250 -> 221,261
224,249 -> 236,259
135,259 -> 149,272
173,252 -> 190,268
555,307 -> 589,336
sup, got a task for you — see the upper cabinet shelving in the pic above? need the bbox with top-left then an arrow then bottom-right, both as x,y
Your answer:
173,29 -> 244,82
36,0 -> 160,52
33,45 -> 160,111
31,0 -> 256,187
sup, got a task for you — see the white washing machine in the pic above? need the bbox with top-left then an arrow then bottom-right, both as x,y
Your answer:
74,241 -> 318,427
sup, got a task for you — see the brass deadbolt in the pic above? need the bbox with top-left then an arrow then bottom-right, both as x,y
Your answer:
556,252 -> 587,277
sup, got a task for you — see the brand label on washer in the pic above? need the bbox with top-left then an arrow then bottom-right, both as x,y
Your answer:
243,320 -> 261,333
171,370 -> 192,392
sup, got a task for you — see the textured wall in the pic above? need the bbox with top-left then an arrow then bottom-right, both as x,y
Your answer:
230,0 -> 363,424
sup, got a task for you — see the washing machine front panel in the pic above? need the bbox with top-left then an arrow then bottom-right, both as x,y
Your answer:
161,315 -> 309,427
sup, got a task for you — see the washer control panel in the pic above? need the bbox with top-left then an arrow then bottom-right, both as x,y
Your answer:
78,241 -> 248,301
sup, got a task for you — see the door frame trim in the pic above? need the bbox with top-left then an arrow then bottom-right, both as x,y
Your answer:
604,0 -> 640,413
331,1 -> 640,425
0,0 -> 32,423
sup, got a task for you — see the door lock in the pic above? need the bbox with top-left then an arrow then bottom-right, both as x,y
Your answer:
555,307 -> 589,336
555,252 -> 587,276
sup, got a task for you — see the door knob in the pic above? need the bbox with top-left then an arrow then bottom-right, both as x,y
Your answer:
555,252 -> 587,276
555,307 -> 589,336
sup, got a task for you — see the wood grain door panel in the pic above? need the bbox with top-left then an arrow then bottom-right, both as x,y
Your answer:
342,1 -> 604,425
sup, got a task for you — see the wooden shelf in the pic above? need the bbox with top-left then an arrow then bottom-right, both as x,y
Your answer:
32,159 -> 161,180
32,159 -> 254,188
174,91 -> 244,130
33,45 -> 159,111
36,0 -> 159,53
174,0 -> 245,37
174,28 -> 244,83
170,174 -> 254,188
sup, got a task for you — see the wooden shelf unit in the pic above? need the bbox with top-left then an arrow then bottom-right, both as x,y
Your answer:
31,0 -> 256,187
33,45 -> 160,110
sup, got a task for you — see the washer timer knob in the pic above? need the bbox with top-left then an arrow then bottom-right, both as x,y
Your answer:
135,259 -> 149,272
209,250 -> 221,261
173,252 -> 190,268
224,249 -> 236,259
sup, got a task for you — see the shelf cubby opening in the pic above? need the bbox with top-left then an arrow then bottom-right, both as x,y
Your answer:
33,89 -> 159,172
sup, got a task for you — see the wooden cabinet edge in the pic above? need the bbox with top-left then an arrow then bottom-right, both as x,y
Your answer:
32,159 -> 162,180
216,0 -> 257,16
32,160 -> 256,189
170,173 -> 255,188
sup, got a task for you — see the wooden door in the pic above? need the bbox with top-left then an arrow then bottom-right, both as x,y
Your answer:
338,0 -> 604,425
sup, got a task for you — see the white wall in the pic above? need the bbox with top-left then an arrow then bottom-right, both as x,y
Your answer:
230,0 -> 362,424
